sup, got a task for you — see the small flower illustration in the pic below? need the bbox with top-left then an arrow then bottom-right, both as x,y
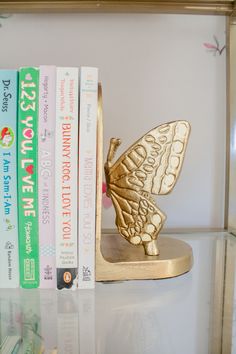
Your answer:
102,182 -> 112,209
203,35 -> 225,56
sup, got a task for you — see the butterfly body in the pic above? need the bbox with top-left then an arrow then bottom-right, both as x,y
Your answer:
105,121 -> 190,256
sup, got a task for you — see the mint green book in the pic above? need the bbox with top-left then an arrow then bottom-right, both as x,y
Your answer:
17,67 -> 39,288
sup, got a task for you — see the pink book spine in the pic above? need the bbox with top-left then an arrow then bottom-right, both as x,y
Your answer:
38,66 -> 56,288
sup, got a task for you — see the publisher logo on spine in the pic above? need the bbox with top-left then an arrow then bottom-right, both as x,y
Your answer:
0,126 -> 14,148
57,268 -> 77,289
24,259 -> 35,281
63,271 -> 72,283
83,266 -> 92,282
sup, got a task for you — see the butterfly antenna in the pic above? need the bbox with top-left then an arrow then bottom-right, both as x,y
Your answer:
106,138 -> 121,167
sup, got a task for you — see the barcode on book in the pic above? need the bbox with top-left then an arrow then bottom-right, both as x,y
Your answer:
82,266 -> 92,282
24,259 -> 35,281
44,265 -> 53,280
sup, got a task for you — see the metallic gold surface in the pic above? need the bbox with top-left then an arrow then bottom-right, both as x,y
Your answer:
209,236 -> 226,354
0,0 -> 233,14
228,22 -> 236,236
222,235 -> 236,353
96,86 -> 192,281
105,121 -> 190,255
208,233 -> 236,354
224,17 -> 232,232
96,232 -> 193,281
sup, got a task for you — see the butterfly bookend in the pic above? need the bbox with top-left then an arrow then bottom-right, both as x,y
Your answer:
95,85 -> 193,282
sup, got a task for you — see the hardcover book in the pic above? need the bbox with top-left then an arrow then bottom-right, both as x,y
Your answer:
78,67 -> 98,289
38,65 -> 56,288
0,70 -> 19,288
55,67 -> 79,290
17,67 -> 39,288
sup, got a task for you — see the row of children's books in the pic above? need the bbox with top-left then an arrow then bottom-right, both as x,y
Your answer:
0,66 -> 98,289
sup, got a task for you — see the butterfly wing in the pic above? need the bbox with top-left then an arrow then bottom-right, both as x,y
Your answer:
109,183 -> 166,246
105,120 -> 190,249
106,120 -> 190,195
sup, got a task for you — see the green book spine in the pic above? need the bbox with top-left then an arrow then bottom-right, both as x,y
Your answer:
17,68 -> 39,288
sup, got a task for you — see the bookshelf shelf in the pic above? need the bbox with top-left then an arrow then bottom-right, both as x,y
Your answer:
0,0 -> 235,281
0,0 -> 235,14
0,232 -> 235,353
0,4 -> 235,354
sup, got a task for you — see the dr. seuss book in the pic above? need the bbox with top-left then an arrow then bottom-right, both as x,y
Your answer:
55,67 -> 79,290
0,70 -> 19,288
39,66 -> 56,288
0,291 -> 22,351
18,67 -> 39,288
78,67 -> 98,289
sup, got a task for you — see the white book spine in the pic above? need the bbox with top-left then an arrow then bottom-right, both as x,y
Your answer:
78,290 -> 95,353
57,293 -> 79,352
55,67 -> 79,290
78,67 -> 98,289
38,65 -> 56,288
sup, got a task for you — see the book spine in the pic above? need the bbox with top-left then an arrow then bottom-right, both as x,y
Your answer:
78,67 -> 98,289
0,70 -> 19,288
39,290 -> 57,351
20,290 -> 42,352
57,295 -> 79,352
38,66 -> 56,288
78,290 -> 95,353
18,67 -> 39,288
55,67 -> 79,290
0,292 -> 22,348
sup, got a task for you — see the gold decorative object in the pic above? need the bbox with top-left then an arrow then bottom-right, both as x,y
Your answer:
104,121 -> 190,256
95,84 -> 193,281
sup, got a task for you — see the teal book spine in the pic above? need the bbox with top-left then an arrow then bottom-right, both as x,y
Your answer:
0,70 -> 19,288
17,67 -> 39,288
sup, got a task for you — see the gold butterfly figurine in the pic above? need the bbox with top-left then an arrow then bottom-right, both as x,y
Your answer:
104,121 -> 191,256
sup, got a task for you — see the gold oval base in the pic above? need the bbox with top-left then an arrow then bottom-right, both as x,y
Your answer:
96,232 -> 193,282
